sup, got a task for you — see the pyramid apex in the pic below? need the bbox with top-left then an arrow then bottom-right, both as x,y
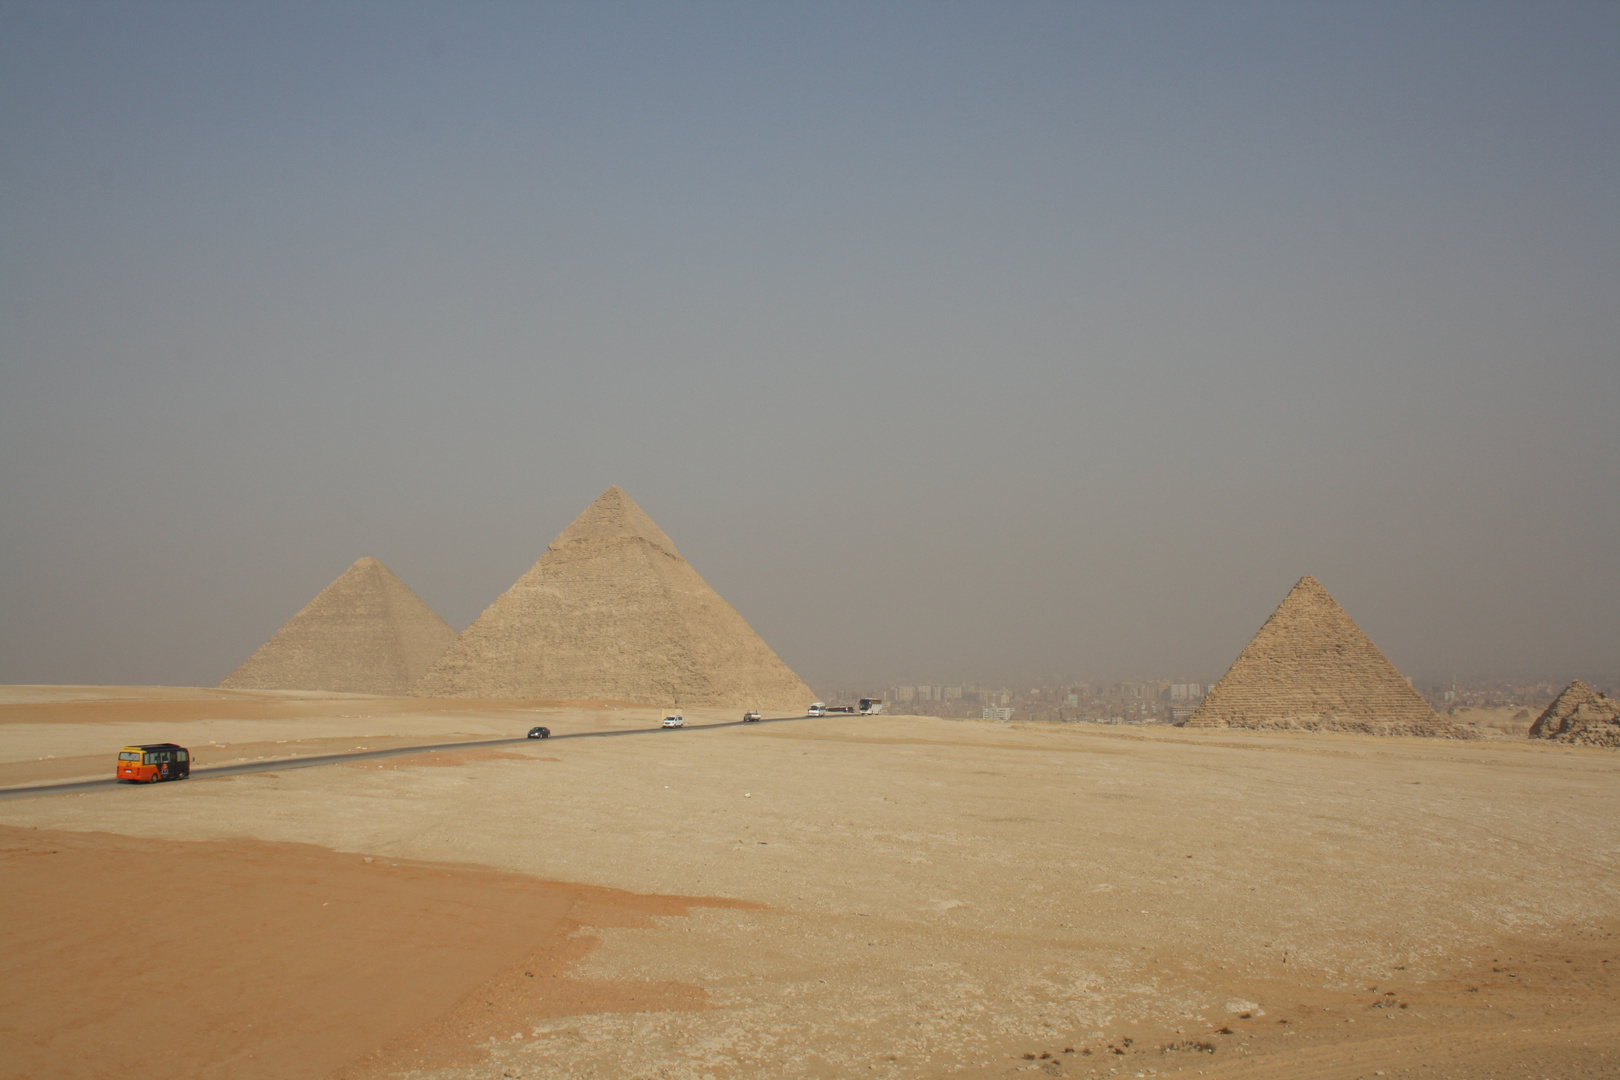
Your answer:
551,486 -> 679,555
1278,575 -> 1338,609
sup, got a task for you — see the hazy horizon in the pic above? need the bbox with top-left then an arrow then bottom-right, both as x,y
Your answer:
3,3 -> 1616,693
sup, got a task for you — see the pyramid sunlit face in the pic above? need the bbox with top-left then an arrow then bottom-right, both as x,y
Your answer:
1186,576 -> 1442,735
413,487 -> 815,709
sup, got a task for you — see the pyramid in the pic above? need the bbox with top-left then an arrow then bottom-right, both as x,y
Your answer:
220,557 -> 458,695
1528,681 -> 1620,748
1183,575 -> 1450,735
413,486 -> 816,709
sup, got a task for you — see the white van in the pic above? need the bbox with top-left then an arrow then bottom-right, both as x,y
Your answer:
807,702 -> 826,717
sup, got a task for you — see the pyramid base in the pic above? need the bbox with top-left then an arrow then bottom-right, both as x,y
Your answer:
1181,713 -> 1477,739
1531,723 -> 1620,749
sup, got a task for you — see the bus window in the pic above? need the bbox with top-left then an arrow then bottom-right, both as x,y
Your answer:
176,750 -> 188,762
119,751 -> 140,761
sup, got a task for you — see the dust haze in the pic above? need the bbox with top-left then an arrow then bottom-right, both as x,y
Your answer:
1,3 -> 1614,693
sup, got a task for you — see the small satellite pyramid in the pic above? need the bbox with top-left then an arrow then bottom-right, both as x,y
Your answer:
1183,575 -> 1444,734
413,486 -> 815,709
1528,680 -> 1620,748
220,557 -> 457,695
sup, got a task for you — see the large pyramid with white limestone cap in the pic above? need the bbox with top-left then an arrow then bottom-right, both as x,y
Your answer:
1182,575 -> 1449,735
413,487 -> 815,709
220,557 -> 457,695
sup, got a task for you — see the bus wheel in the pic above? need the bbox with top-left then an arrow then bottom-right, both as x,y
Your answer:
148,773 -> 161,783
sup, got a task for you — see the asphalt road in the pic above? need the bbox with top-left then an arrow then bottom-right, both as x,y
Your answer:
0,713 -> 820,801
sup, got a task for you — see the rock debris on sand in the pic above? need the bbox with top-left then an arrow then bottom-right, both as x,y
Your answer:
413,486 -> 814,709
1183,575 -> 1461,736
220,557 -> 457,695
1529,679 -> 1620,747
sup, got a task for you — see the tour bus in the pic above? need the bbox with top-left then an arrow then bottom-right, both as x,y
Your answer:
117,743 -> 190,783
858,697 -> 884,715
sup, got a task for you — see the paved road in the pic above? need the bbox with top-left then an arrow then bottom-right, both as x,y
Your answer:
0,713 -> 817,801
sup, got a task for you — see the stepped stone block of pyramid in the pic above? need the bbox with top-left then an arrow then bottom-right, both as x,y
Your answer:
414,486 -> 816,709
1183,575 -> 1462,736
220,557 -> 458,695
1529,680 -> 1620,748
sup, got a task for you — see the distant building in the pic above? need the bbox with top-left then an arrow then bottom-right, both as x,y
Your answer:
983,707 -> 1014,721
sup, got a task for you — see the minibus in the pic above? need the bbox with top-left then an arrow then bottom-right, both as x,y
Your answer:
117,743 -> 190,783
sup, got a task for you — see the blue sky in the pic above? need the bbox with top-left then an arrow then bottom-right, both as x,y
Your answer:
2,2 -> 1616,689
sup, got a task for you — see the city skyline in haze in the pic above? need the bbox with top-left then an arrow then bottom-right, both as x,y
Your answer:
2,3 -> 1616,692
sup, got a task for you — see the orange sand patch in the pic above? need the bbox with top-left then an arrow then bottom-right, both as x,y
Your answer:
0,826 -> 757,1080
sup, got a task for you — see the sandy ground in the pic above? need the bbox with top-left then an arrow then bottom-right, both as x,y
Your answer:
2,688 -> 1617,1080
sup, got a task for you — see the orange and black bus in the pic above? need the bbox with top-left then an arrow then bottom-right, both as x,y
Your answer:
117,743 -> 190,783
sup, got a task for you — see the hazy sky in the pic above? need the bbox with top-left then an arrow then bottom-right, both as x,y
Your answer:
2,2 -> 1616,692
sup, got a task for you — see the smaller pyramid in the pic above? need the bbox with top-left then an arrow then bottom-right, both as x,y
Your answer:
1528,681 -> 1620,748
1184,575 -> 1452,736
221,557 -> 457,695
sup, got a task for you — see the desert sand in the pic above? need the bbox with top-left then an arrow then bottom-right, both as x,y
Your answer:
2,686 -> 1617,1080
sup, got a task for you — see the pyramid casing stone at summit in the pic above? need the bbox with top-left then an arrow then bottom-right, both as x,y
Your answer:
1529,680 -> 1620,748
414,486 -> 816,710
220,557 -> 458,695
1183,575 -> 1451,736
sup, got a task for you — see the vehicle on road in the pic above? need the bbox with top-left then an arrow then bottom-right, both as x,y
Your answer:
526,726 -> 551,739
743,711 -> 762,723
858,697 -> 884,715
827,705 -> 855,713
662,714 -> 685,728
807,702 -> 826,717
117,743 -> 190,783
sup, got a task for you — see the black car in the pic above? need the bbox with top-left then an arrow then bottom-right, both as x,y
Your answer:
527,726 -> 551,739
